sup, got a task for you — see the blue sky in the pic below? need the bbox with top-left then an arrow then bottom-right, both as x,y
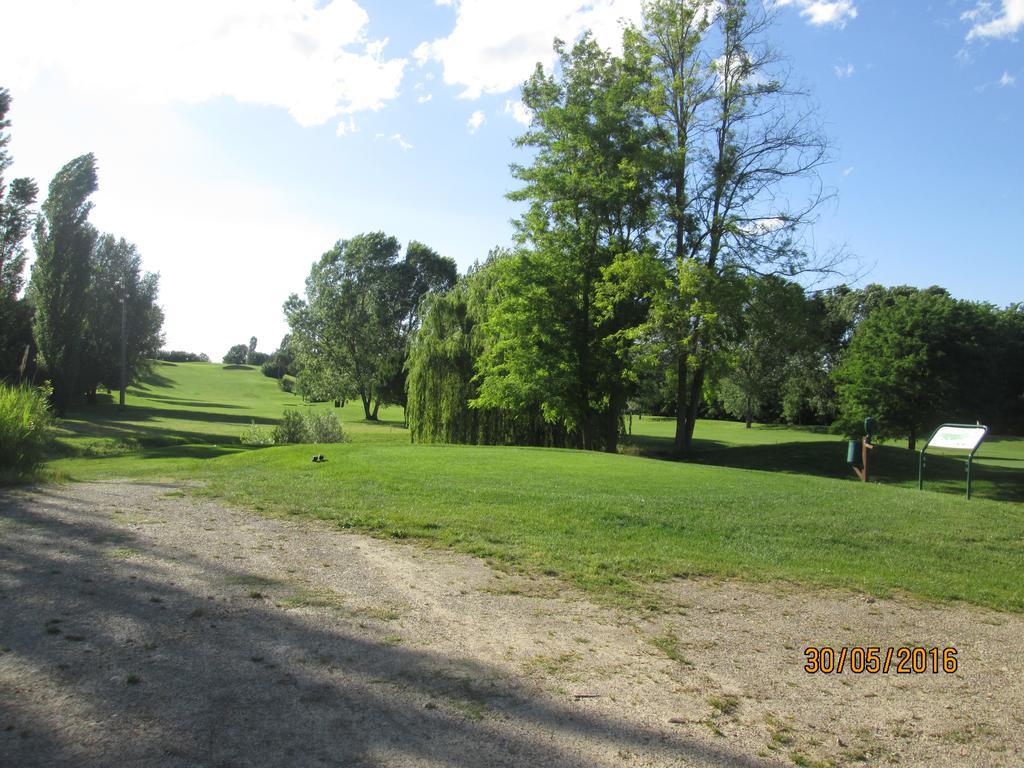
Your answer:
2,0 -> 1021,359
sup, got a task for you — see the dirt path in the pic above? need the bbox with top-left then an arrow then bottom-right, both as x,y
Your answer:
1,481 -> 1021,767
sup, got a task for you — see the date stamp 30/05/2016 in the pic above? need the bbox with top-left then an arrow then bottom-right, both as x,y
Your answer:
803,646 -> 959,675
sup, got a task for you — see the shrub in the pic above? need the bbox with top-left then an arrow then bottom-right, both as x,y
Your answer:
272,410 -> 308,444
239,421 -> 275,446
278,376 -> 295,393
304,411 -> 346,444
0,383 -> 55,479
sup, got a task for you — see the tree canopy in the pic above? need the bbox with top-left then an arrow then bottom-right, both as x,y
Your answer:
286,232 -> 455,419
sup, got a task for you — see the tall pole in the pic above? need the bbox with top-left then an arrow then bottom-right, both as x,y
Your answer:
119,282 -> 127,409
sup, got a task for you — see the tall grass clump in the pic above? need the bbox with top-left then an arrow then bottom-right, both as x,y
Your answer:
239,421 -> 275,446
0,383 -> 55,480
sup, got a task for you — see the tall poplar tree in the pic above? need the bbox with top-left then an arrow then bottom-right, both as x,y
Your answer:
0,87 -> 38,379
29,153 -> 98,414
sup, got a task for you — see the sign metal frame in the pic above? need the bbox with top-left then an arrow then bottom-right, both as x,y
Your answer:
917,423 -> 989,500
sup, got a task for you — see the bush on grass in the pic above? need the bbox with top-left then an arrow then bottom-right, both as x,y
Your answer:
272,410 -> 308,444
304,411 -> 346,443
250,409 -> 347,446
0,383 -> 55,479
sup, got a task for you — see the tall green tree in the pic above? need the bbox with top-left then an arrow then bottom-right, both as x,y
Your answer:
29,153 -> 98,414
223,344 -> 249,365
472,34 -> 661,452
634,0 -> 831,453
992,305 -> 1024,434
287,233 -> 454,420
80,234 -> 164,401
715,274 -> 816,427
834,289 -> 987,450
0,87 -> 38,380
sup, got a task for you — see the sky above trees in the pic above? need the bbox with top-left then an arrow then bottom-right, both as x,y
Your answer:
1,0 -> 1021,359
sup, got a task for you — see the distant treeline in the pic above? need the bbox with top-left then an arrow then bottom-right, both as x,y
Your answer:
156,350 -> 210,363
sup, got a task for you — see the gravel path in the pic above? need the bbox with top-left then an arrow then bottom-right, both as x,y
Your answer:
1,481 -> 1021,767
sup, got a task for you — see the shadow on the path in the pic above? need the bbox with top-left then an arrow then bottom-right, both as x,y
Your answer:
0,484 -> 780,768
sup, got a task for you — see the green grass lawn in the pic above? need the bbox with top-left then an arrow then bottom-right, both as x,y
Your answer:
51,361 -> 407,460
40,361 -> 1024,612
624,415 -> 1024,503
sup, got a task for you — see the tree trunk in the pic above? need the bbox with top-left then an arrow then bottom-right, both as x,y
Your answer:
745,397 -> 752,428
371,399 -> 380,421
684,365 -> 705,449
673,353 -> 688,457
360,392 -> 372,420
908,427 -> 916,452
86,387 -> 97,405
604,394 -> 622,454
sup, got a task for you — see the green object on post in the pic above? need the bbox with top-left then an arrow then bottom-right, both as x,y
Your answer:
846,440 -> 859,465
864,417 -> 876,443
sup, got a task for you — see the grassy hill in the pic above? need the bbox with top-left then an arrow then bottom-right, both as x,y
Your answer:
43,361 -> 1024,612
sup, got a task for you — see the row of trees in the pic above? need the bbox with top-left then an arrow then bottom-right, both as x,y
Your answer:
0,87 -> 164,414
399,1 -> 1021,452
407,0 -> 832,454
279,2 -> 1020,452
224,336 -> 269,366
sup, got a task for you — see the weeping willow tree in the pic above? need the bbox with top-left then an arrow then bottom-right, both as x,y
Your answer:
406,258 -> 576,447
405,279 -> 478,443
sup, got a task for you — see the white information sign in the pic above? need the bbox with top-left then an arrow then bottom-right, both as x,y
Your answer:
927,425 -> 987,452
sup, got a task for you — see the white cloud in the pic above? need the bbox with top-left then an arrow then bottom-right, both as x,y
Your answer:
1000,71 -> 1017,86
0,0 -> 406,134
467,110 -> 486,134
413,0 -> 644,99
834,62 -> 855,78
842,166 -> 855,176
774,0 -> 858,28
417,93 -> 434,103
963,0 -> 1024,40
503,100 -> 533,125
336,117 -> 358,136
390,133 -> 414,150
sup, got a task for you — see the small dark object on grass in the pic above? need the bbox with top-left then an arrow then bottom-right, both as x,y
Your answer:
319,454 -> 325,462
312,454 -> 326,463
312,455 -> 318,462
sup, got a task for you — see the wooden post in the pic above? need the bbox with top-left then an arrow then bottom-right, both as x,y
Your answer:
853,437 -> 874,482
